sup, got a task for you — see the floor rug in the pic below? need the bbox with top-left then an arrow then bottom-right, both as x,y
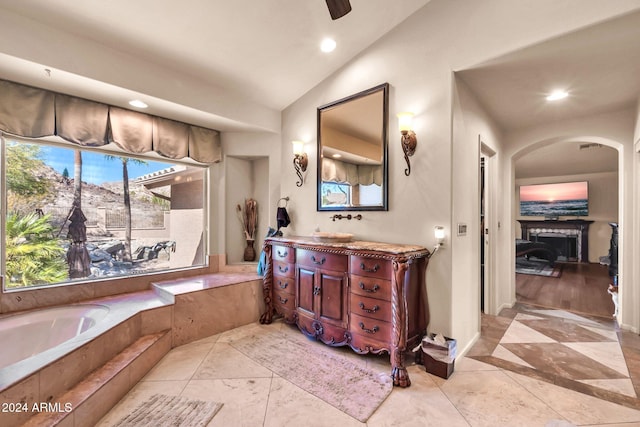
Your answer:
516,257 -> 562,277
113,394 -> 223,427
230,329 -> 392,422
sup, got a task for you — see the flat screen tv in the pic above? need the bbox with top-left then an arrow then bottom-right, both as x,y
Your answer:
519,181 -> 588,217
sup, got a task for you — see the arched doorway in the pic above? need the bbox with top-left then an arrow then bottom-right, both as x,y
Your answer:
510,136 -> 623,319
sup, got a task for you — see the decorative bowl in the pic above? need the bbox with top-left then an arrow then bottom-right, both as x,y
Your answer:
311,232 -> 354,243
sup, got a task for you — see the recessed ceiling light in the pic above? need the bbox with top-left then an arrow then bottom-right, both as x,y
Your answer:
320,38 -> 337,53
129,99 -> 148,108
546,90 -> 568,101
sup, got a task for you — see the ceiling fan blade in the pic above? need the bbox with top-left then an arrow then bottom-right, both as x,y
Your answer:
325,0 -> 352,20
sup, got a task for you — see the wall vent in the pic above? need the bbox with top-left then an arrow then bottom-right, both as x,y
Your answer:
579,143 -> 603,150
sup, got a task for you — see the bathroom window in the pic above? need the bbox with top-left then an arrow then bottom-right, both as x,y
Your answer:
2,137 -> 208,290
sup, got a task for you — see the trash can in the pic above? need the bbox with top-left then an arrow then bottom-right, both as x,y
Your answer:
414,333 -> 456,379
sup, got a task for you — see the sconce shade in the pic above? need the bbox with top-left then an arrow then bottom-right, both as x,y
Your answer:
292,140 -> 305,156
397,112 -> 414,133
434,226 -> 445,241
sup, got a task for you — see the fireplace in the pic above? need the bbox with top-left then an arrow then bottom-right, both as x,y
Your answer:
531,232 -> 579,262
518,220 -> 593,263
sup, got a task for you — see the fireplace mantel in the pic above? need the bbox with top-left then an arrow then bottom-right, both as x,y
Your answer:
518,220 -> 593,263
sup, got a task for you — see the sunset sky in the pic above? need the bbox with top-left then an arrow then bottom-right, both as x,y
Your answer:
520,181 -> 588,202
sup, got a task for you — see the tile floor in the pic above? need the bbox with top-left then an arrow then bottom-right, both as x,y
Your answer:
98,306 -> 640,426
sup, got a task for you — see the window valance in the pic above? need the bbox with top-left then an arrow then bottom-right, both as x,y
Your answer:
322,157 -> 383,186
0,79 -> 221,163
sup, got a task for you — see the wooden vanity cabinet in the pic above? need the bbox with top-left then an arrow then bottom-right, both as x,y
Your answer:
260,237 -> 430,387
271,244 -> 296,323
296,249 -> 349,344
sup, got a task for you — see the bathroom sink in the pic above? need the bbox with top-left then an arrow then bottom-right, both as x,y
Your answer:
311,232 -> 354,243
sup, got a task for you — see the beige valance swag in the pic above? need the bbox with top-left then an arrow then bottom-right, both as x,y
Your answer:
0,79 -> 221,163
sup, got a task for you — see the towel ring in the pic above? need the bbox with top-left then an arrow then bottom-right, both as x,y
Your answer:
278,197 -> 289,208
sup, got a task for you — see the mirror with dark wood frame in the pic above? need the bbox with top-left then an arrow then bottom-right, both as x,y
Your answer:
317,83 -> 389,211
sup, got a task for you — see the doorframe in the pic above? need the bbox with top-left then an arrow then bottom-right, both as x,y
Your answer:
480,136 -> 496,315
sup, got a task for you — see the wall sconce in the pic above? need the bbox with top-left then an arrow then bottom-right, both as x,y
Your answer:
397,112 -> 417,176
429,226 -> 445,258
292,140 -> 308,187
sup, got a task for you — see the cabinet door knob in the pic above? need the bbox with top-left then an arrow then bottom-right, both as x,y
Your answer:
359,322 -> 379,334
313,286 -> 321,296
311,255 -> 326,265
359,282 -> 380,293
359,302 -> 379,313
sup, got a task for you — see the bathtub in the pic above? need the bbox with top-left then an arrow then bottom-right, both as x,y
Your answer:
0,304 -> 109,370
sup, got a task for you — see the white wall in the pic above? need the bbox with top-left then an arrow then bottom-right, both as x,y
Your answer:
218,132 -> 281,264
281,0 -> 640,351
451,77 -> 504,347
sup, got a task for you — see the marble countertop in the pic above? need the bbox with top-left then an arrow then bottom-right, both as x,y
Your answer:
266,235 -> 429,256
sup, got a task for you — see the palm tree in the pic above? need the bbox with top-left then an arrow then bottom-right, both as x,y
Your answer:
105,156 -> 147,262
5,212 -> 67,287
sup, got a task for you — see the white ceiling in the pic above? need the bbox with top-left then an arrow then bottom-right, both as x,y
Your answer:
458,10 -> 640,178
457,10 -> 640,132
0,0 -> 429,113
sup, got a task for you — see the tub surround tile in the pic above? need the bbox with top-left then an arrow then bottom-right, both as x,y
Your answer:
152,272 -> 261,295
73,366 -> 131,427
171,279 -> 263,346
0,375 -> 39,426
140,305 -> 172,335
128,332 -> 172,385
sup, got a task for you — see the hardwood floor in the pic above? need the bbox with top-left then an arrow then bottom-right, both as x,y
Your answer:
516,261 -> 615,318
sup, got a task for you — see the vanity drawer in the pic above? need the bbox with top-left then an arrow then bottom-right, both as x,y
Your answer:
274,288 -> 296,311
350,256 -> 391,279
349,332 -> 390,354
273,276 -> 295,294
272,245 -> 295,263
351,274 -> 391,301
273,260 -> 295,278
297,249 -> 348,271
350,313 -> 392,343
350,294 -> 391,322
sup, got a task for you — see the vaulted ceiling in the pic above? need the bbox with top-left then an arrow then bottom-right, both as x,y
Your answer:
0,0 -> 429,114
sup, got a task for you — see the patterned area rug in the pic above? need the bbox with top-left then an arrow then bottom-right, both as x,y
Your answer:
230,329 -> 392,422
516,257 -> 562,277
113,394 -> 223,426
